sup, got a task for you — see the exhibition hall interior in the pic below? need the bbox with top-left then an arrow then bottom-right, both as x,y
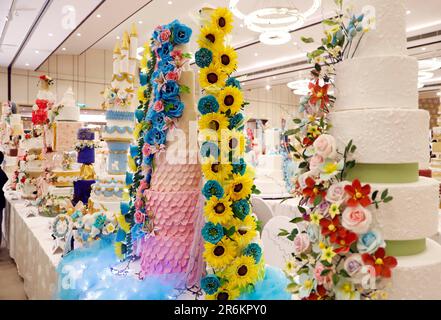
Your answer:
1,0 -> 441,301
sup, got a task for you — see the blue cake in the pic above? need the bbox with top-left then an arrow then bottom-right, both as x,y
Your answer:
107,141 -> 130,175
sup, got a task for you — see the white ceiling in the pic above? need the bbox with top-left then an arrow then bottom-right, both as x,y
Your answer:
2,0 -> 441,92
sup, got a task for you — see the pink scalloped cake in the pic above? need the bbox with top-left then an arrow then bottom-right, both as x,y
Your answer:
139,69 -> 205,289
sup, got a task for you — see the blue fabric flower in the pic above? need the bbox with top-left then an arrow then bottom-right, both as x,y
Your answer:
157,60 -> 174,75
157,42 -> 174,60
201,222 -> 224,244
143,155 -> 153,166
200,275 -> 221,295
145,107 -> 156,122
135,108 -> 145,122
120,201 -> 130,215
357,230 -> 385,254
159,80 -> 180,100
152,112 -> 166,129
195,48 -> 213,68
243,243 -> 262,263
145,128 -> 166,145
202,180 -> 224,199
145,171 -> 152,184
198,95 -> 219,115
140,72 -> 148,86
131,223 -> 145,241
229,113 -> 244,130
164,99 -> 184,118
232,199 -> 250,220
200,141 -> 220,159
232,158 -> 246,175
125,172 -> 134,185
171,20 -> 192,45
130,145 -> 139,158
115,228 -> 126,242
226,77 -> 242,89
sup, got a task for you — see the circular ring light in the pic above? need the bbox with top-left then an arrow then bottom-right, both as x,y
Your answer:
419,59 -> 441,72
246,7 -> 302,25
260,31 -> 292,45
246,15 -> 305,33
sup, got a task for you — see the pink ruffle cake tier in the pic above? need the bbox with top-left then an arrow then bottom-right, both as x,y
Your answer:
140,190 -> 205,288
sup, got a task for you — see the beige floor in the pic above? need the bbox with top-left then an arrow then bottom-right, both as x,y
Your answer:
0,240 -> 27,300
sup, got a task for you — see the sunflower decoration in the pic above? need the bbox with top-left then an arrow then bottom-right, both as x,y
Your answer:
221,129 -> 246,160
211,7 -> 234,35
214,46 -> 238,74
204,196 -> 234,224
231,215 -> 258,248
206,283 -> 240,300
198,112 -> 229,136
199,63 -> 227,93
202,157 -> 233,181
218,86 -> 243,114
204,239 -> 237,269
198,25 -> 224,50
226,256 -> 259,288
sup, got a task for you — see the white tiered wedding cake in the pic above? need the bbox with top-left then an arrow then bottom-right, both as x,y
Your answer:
330,0 -> 441,299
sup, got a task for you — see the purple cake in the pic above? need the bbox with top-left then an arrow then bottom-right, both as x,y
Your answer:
77,128 -> 95,140
72,180 -> 96,206
77,147 -> 95,164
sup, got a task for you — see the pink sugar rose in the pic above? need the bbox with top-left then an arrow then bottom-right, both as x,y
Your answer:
142,144 -> 152,157
342,206 -> 372,234
171,49 -> 183,60
313,134 -> 337,159
134,199 -> 143,210
343,254 -> 364,283
160,29 -> 171,42
326,182 -> 348,203
309,154 -> 324,172
153,100 -> 164,112
165,71 -> 180,81
135,211 -> 145,224
293,233 -> 310,255
314,262 -> 333,288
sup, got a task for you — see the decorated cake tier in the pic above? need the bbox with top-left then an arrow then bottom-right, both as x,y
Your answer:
102,125 -> 134,141
20,136 -> 44,151
107,141 -> 130,175
48,185 -> 74,197
330,109 -> 429,164
77,147 -> 95,164
73,180 -> 96,205
10,114 -> 23,136
53,121 -> 83,152
334,56 -> 418,111
89,198 -> 122,215
91,175 -> 126,200
56,87 -> 80,121
51,169 -> 81,187
387,239 -> 441,300
32,99 -> 50,125
371,178 -> 439,241
77,128 -> 95,141
140,190 -> 204,288
21,180 -> 38,199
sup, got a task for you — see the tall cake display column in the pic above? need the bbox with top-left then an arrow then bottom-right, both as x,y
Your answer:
330,0 -> 441,299
73,128 -> 97,206
89,25 -> 137,215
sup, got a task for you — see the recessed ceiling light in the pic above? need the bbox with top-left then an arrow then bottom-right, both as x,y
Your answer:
240,24 -> 244,28
293,42 -> 298,46
77,33 -> 81,37
406,10 -> 411,15
116,36 -> 120,40
254,53 -> 258,57
437,92 -> 441,96
35,50 -> 39,54
48,32 -> 53,37
265,85 -> 271,90
272,76 -> 277,79
25,63 -> 29,66
96,14 -> 101,18
168,1 -> 173,4
62,47 -> 66,51
138,20 -> 143,24
422,47 -> 427,51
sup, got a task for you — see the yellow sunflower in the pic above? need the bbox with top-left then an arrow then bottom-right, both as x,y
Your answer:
137,86 -> 147,104
206,283 -> 240,300
199,63 -> 227,93
226,256 -> 259,288
226,172 -> 253,201
220,129 -> 246,160
204,196 -> 234,224
214,46 -> 238,74
198,112 -> 229,136
217,86 -> 243,114
231,215 -> 258,247
198,25 -> 224,50
211,7 -> 234,35
202,157 -> 233,181
204,238 -> 237,269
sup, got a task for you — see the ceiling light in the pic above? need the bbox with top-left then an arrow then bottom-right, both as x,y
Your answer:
419,59 -> 441,72
96,14 -> 101,18
260,30 -> 292,45
62,47 -> 66,51
35,50 -> 39,54
138,20 -> 143,24
272,76 -> 277,79
5,16 -> 8,22
265,85 -> 271,90
168,1 -> 173,4
240,24 -> 244,28
422,47 -> 426,51
406,10 -> 411,15
116,36 -> 120,40
77,33 -> 81,37
25,63 -> 29,66
254,52 -> 258,57
287,79 -> 310,95
48,32 -> 53,37
437,92 -> 441,97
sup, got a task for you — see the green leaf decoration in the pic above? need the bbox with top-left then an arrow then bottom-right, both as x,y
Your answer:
297,206 -> 307,214
293,118 -> 302,124
321,269 -> 331,276
381,189 -> 389,200
290,217 -> 304,224
383,196 -> 393,203
287,229 -> 299,241
313,194 -> 322,207
278,229 -> 289,237
301,36 -> 315,43
340,269 -> 350,278
251,185 -> 261,195
371,190 -> 378,201
332,274 -> 340,286
323,19 -> 338,26
180,85 -> 190,94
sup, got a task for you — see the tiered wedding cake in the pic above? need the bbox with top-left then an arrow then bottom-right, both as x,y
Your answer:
330,0 -> 441,299
90,25 -> 137,215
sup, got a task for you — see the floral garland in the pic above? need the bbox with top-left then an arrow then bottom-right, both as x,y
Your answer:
282,1 -> 397,300
74,140 -> 100,152
196,8 -> 264,300
114,20 -> 193,260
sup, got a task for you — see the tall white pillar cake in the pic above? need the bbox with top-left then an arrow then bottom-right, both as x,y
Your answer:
330,0 -> 441,299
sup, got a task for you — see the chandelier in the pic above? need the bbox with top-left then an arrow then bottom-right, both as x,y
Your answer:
229,0 -> 321,45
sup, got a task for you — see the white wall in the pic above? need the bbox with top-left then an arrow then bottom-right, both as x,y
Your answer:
0,48 -> 114,109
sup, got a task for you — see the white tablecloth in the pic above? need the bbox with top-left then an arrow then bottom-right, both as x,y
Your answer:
3,191 -> 61,300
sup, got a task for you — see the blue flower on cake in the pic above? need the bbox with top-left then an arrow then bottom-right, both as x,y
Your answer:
201,274 -> 221,295
170,20 -> 192,44
198,95 -> 219,115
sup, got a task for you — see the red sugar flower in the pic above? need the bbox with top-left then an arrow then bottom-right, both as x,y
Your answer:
362,247 -> 397,278
302,177 -> 326,204
345,179 -> 372,207
309,80 -> 330,109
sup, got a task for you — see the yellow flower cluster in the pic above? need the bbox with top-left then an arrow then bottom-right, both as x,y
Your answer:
198,8 -> 264,300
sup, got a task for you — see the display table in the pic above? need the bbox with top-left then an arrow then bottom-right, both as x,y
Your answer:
3,189 -> 60,300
